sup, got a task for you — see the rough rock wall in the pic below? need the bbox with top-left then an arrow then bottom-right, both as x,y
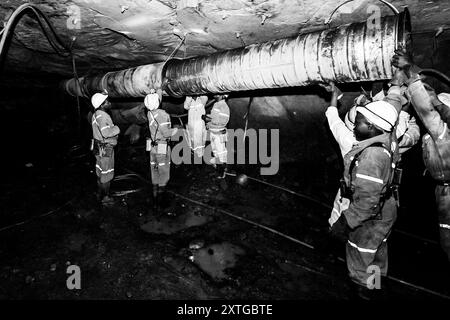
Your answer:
2,0 -> 450,78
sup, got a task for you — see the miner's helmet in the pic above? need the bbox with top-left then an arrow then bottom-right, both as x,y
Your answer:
144,93 -> 160,111
91,92 -> 108,109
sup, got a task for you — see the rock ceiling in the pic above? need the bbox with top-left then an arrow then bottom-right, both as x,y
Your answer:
1,0 -> 449,79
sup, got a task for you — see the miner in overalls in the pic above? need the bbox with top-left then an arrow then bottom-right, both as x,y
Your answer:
330,99 -> 400,297
91,92 -> 120,204
145,90 -> 178,213
206,94 -> 230,178
393,49 -> 450,262
184,95 -> 208,158
326,84 -> 419,227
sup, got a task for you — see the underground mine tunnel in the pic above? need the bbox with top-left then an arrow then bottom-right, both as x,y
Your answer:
0,0 -> 449,302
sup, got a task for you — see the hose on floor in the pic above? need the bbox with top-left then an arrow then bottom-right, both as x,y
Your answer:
0,196 -> 78,234
110,173 -> 145,196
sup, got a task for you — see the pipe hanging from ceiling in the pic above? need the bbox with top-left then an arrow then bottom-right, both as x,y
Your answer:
63,62 -> 166,98
62,9 -> 411,99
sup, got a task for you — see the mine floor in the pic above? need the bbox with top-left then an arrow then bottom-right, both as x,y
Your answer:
0,141 -> 449,300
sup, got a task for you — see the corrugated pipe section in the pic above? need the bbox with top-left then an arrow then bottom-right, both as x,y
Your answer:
63,9 -> 410,99
163,9 -> 410,97
63,62 -> 165,98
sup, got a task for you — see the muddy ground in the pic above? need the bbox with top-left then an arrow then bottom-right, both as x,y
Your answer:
0,141 -> 449,300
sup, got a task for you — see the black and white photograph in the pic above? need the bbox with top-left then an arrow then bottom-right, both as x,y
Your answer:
0,0 -> 449,309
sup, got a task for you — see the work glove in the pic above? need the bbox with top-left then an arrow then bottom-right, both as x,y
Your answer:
329,82 -> 343,99
329,214 -> 352,243
184,96 -> 193,110
201,114 -> 211,122
390,69 -> 409,87
198,95 -> 209,106
323,82 -> 343,108
392,49 -> 414,70
392,49 -> 423,82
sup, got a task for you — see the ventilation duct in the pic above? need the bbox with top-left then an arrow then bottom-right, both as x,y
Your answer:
63,9 -> 410,99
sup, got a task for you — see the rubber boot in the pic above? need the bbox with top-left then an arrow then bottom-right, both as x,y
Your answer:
104,181 -> 111,195
97,179 -> 104,201
217,164 -> 228,191
217,163 -> 226,179
349,280 -> 385,301
101,181 -> 113,204
152,185 -> 159,213
98,181 -> 108,202
158,186 -> 168,211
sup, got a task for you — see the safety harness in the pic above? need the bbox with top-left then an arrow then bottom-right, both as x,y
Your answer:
92,110 -> 114,158
147,110 -> 170,170
340,88 -> 404,215
340,138 -> 401,219
147,110 -> 160,148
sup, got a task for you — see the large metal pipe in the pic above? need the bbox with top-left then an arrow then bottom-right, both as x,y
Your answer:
63,62 -> 165,98
63,9 -> 410,99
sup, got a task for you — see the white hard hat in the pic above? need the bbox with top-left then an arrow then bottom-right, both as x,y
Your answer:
438,93 -> 450,109
344,105 -> 357,131
91,93 -> 108,109
144,93 -> 160,111
356,100 -> 398,132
